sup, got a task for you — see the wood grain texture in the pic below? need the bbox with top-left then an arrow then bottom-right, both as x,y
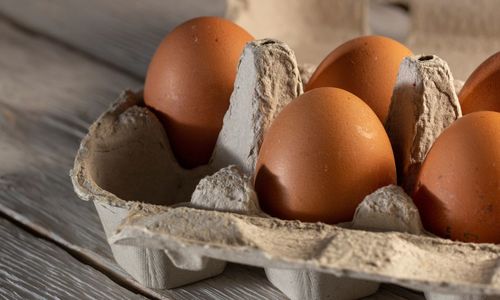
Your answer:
0,0 -> 226,78
0,217 -> 145,299
0,19 -> 285,299
0,16 -> 423,300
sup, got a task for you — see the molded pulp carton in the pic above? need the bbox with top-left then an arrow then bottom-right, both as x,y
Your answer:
72,39 -> 500,299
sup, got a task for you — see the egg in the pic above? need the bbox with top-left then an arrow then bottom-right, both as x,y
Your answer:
459,51 -> 500,114
413,112 -> 500,243
255,87 -> 396,224
305,36 -> 412,122
144,17 -> 254,168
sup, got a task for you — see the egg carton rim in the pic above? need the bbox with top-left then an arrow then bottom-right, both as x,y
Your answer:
110,204 -> 500,296
70,90 -> 144,210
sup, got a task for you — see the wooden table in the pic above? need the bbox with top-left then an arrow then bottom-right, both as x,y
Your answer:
0,2 -> 427,299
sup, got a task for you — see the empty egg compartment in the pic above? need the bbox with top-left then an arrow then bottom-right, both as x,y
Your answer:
70,90 -> 226,289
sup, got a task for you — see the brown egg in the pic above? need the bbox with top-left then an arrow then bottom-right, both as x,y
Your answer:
144,17 -> 253,168
305,36 -> 412,122
413,112 -> 500,243
255,87 -> 396,224
459,52 -> 500,114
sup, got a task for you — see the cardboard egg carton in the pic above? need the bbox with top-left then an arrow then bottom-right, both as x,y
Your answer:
70,90 -> 226,289
71,39 -> 500,299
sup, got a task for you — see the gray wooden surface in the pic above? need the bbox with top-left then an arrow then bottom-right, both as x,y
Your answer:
0,3 -> 427,299
0,218 -> 144,299
0,0 -> 226,78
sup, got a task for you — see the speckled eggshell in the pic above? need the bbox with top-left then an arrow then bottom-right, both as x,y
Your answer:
144,17 -> 253,168
255,87 -> 397,224
305,36 -> 412,122
459,51 -> 500,114
413,111 -> 500,243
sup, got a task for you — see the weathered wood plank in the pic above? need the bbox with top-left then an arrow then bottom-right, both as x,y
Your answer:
0,217 -> 145,299
0,0 -> 226,78
0,19 -> 285,299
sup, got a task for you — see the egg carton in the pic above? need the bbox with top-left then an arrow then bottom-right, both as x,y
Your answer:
71,39 -> 500,299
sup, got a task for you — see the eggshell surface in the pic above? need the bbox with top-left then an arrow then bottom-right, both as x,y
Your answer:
255,87 -> 397,224
305,36 -> 412,122
144,17 -> 253,168
459,51 -> 500,114
413,111 -> 500,243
